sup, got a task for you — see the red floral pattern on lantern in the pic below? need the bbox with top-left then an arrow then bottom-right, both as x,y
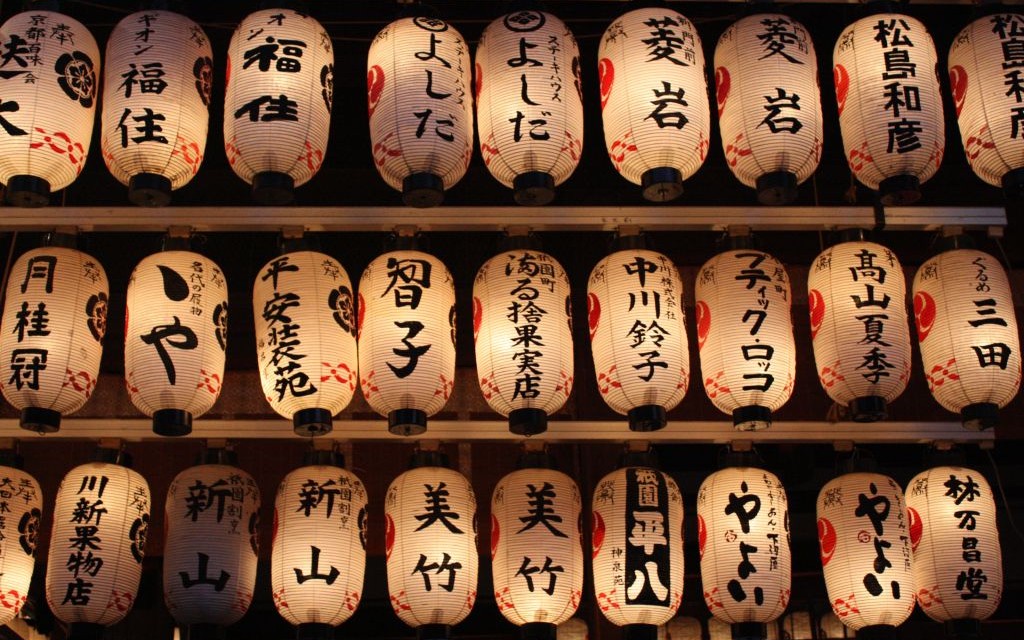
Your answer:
715,66 -> 730,118
817,517 -> 837,566
598,57 -> 614,110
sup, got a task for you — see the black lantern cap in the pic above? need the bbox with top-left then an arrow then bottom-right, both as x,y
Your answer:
849,395 -> 888,422
962,402 -> 999,431
727,233 -> 756,250
878,175 -> 921,206
856,624 -> 897,640
839,227 -> 870,244
403,172 -> 445,208
417,624 -> 452,640
294,408 -> 333,437
389,408 -> 428,436
756,171 -> 798,205
733,405 -> 771,430
93,446 -> 132,468
509,408 -> 547,436
732,622 -> 767,640
409,449 -> 450,469
933,232 -> 975,254
200,447 -> 238,466
624,623 -> 659,640
6,175 -> 50,208
513,171 -> 555,206
297,622 -> 335,640
840,449 -> 878,474
252,171 -> 295,205
627,405 -> 667,432
68,622 -> 104,640
129,173 -> 172,207
45,230 -> 78,248
303,448 -> 343,467
614,232 -> 647,251
1002,167 -> 1024,201
641,167 -> 683,202
516,448 -> 556,470
20,407 -> 61,434
521,622 -> 556,640
153,408 -> 192,437
945,619 -> 983,640
617,447 -> 658,470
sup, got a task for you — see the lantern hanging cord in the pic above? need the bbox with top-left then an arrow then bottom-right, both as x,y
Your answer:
985,448 -> 1024,546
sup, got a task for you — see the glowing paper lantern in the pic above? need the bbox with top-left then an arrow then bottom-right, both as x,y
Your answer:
0,9 -> 99,206
0,463 -> 41,626
100,9 -> 212,206
474,248 -> 574,435
715,14 -> 823,204
0,245 -> 107,432
807,239 -> 912,421
253,250 -> 358,436
695,249 -> 796,430
476,9 -> 584,205
367,16 -> 474,207
833,13 -> 944,205
557,617 -> 588,640
224,8 -> 334,204
912,247 -> 1021,430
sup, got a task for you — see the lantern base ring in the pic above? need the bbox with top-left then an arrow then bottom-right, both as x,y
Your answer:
627,405 -> 667,432
641,167 -> 683,202
856,624 -> 897,640
417,624 -> 452,640
731,622 -> 767,640
152,408 -> 193,437
294,408 -> 333,437
961,402 -> 999,431
732,405 -> 772,431
68,623 -> 105,640
20,407 -> 61,433
1002,167 -> 1024,201
403,172 -> 445,208
756,171 -> 799,205
252,171 -> 295,206
878,175 -> 921,206
389,408 -> 428,436
521,622 -> 556,640
5,175 -> 50,208
129,172 -> 172,207
849,395 -> 888,422
509,408 -> 547,436
945,619 -> 982,640
298,623 -> 336,640
513,171 -> 555,206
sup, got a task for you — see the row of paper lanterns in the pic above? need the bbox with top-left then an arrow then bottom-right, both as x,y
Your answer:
1,5 -> 1023,208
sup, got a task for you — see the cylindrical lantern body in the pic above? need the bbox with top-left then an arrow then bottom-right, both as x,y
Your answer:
271,464 -> 368,628
807,241 -> 912,420
557,617 -> 588,640
124,250 -> 228,436
367,17 -> 474,206
491,467 -> 583,626
0,247 -> 108,431
475,10 -> 583,204
833,13 -> 944,204
46,462 -> 150,626
474,249 -> 574,435
715,14 -> 823,204
588,249 -> 689,431
253,250 -> 358,436
695,250 -> 796,430
358,250 -> 456,435
163,463 -> 260,626
0,10 -> 99,205
912,248 -> 1021,429
816,472 -> 915,631
0,466 -> 42,625
905,466 -> 1002,621
591,467 -> 684,625
385,465 -> 478,628
598,8 -> 710,201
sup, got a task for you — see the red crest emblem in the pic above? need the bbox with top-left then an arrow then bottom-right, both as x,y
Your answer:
598,58 -> 614,111
913,290 -> 936,342
834,65 -> 850,117
715,66 -> 731,118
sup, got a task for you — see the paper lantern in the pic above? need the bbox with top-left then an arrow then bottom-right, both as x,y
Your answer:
598,8 -> 710,202
46,457 -> 151,634
474,248 -> 574,435
833,13 -> 944,205
224,8 -> 333,204
100,9 -> 212,206
557,617 -> 588,640
912,247 -> 1021,430
816,472 -> 915,633
0,9 -> 99,206
588,247 -> 690,431
664,617 -> 702,640
695,249 -> 796,430
0,463 -> 42,626
807,239 -> 912,421
0,245 -> 107,432
475,10 -> 584,205
358,249 -> 456,435
253,250 -> 358,436
163,459 -> 261,627
715,13 -> 823,204
124,249 -> 228,436
592,467 -> 684,629
367,16 -> 474,207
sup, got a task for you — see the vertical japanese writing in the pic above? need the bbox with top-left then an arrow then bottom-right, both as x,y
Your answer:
260,256 -> 316,401
624,469 -> 670,605
503,11 -> 555,142
62,474 -> 110,606
848,247 -> 897,384
411,17 -> 460,141
621,255 -> 674,383
966,255 -> 1012,370
734,253 -> 786,393
872,18 -> 923,153
505,252 -> 556,402
9,254 -> 58,392
854,481 -> 903,600
988,15 -> 1024,137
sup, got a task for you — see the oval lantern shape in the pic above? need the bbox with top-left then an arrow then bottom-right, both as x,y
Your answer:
816,472 -> 915,633
46,459 -> 150,633
0,246 -> 108,433
475,10 -> 584,205
807,240 -> 912,421
912,247 -> 1021,430
592,467 -> 684,628
588,248 -> 689,431
163,460 -> 261,627
715,13 -> 823,205
367,16 -> 474,207
253,250 -> 358,437
100,9 -> 213,206
224,8 -> 334,204
0,9 -> 99,207
598,8 -> 710,202
557,617 -> 588,640
124,250 -> 228,437
0,464 -> 42,626
474,249 -> 574,436
695,249 -> 796,430
833,13 -> 944,206
358,249 -> 456,436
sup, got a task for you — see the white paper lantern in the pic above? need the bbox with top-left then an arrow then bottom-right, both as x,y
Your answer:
253,250 -> 358,436
833,13 -> 944,205
0,464 -> 42,626
807,240 -> 912,421
598,8 -> 710,202
163,460 -> 261,627
224,8 -> 333,204
358,249 -> 456,435
816,472 -> 915,632
100,10 -> 212,206
912,247 -> 1021,430
664,617 -> 702,640
46,459 -> 150,632
0,246 -> 107,433
124,249 -> 228,436
695,249 -> 796,430
587,248 -> 689,432
715,14 -> 823,204
367,16 -> 474,207
0,10 -> 99,206
475,10 -> 584,205
905,466 -> 1001,623
474,248 -> 574,435
557,617 -> 588,640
